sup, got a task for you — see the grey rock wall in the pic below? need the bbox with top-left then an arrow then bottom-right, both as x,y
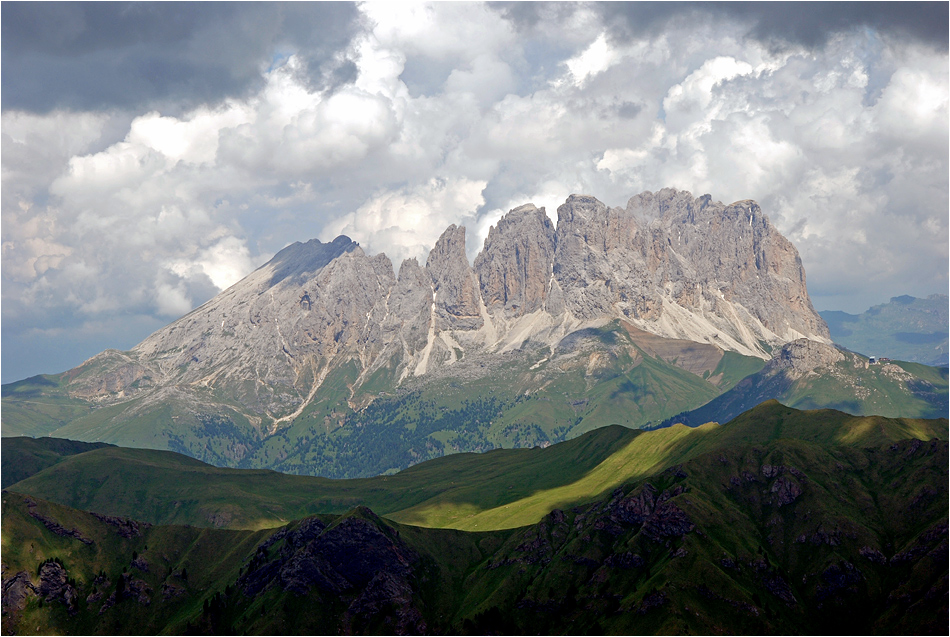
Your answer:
475,204 -> 556,318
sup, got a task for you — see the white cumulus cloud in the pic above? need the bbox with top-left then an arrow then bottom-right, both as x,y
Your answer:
2,2 -> 947,381
321,177 -> 487,266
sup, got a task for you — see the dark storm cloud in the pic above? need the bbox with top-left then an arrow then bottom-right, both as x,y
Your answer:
493,2 -> 949,50
711,2 -> 948,49
1,2 -> 362,113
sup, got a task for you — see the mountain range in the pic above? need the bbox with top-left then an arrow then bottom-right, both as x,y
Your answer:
2,189 -> 945,479
821,294 -> 949,367
665,337 -> 947,428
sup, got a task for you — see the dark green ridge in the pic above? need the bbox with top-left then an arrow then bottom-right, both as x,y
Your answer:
1,437 -> 114,489
693,399 -> 948,449
5,402 -> 946,533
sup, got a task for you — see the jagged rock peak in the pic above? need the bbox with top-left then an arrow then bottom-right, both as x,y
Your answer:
474,204 -> 557,317
426,224 -> 483,330
397,257 -> 423,282
624,188 -> 713,227
557,194 -> 608,225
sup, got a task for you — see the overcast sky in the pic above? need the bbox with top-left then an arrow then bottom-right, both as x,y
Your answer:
2,1 -> 948,383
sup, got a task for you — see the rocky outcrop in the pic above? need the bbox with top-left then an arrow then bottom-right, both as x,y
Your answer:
91,512 -> 149,539
2,571 -> 38,628
764,338 -> 846,379
38,561 -> 79,614
607,483 -> 695,540
98,572 -> 152,612
769,475 -> 804,507
24,497 -> 93,545
239,510 -> 426,634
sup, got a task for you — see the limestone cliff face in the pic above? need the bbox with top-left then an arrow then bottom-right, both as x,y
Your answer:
66,189 -> 829,424
425,225 -> 483,331
623,189 -> 826,345
554,194 -> 657,320
551,189 -> 828,354
474,204 -> 556,318
387,258 -> 433,354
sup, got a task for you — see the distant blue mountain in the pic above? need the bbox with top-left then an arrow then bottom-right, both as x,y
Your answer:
820,294 -> 948,366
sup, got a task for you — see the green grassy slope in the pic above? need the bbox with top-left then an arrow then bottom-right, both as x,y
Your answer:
786,360 -> 948,417
1,437 -> 113,489
471,435 -> 948,635
8,403 -> 947,534
0,373 -> 265,467
2,322 -> 765,480
0,375 -> 93,438
402,400 -> 948,530
3,432 -> 946,635
5,424 -> 640,531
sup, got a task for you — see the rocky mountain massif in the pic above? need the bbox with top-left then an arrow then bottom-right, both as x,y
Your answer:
71,188 -> 827,412
3,403 -> 947,635
3,188 -> 943,478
